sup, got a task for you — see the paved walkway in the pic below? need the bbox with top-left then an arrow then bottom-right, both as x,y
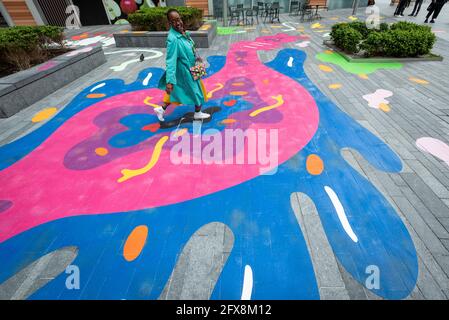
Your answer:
1,3 -> 449,300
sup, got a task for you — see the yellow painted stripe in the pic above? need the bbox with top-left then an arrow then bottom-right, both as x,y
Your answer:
144,96 -> 162,108
118,136 -> 169,183
207,83 -> 224,99
250,95 -> 284,117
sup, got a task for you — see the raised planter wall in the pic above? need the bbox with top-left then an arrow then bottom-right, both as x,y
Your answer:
113,21 -> 217,48
0,45 -> 106,118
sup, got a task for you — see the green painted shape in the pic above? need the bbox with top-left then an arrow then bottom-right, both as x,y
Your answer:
217,27 -> 246,35
315,52 -> 403,74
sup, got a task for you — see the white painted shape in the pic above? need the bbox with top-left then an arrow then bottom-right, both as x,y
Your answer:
295,41 -> 310,48
324,186 -> 358,243
66,36 -> 110,47
110,58 -> 140,72
143,72 -> 153,86
287,57 -> 294,67
282,22 -> 296,31
241,265 -> 253,300
90,82 -> 106,92
105,49 -> 163,60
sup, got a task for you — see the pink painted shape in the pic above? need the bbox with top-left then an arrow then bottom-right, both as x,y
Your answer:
416,137 -> 449,166
0,34 -> 320,242
37,61 -> 57,72
66,47 -> 94,57
362,89 -> 393,109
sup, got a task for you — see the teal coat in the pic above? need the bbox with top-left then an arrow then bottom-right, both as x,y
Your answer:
158,27 -> 206,106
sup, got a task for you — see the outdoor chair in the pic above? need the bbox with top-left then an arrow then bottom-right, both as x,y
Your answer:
289,1 -> 301,16
264,2 -> 281,23
300,0 -> 315,22
229,6 -> 243,26
245,6 -> 259,25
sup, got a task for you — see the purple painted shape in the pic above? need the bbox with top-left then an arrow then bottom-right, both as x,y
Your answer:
64,76 -> 282,170
213,76 -> 283,123
0,200 -> 12,213
234,51 -> 248,66
64,105 -> 156,170
416,137 -> 449,166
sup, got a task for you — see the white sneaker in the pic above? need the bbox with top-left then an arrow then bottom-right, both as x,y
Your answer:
154,106 -> 165,121
194,111 -> 210,120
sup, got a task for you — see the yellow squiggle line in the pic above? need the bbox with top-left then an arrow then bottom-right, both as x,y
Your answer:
144,96 -> 161,109
118,136 -> 169,183
249,95 -> 284,117
207,83 -> 224,99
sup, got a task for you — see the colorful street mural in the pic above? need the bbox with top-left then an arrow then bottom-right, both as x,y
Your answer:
0,34 -> 418,300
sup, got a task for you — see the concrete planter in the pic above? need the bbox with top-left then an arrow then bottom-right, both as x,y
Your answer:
0,46 -> 106,118
113,21 -> 217,48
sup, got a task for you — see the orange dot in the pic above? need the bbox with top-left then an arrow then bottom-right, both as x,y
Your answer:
358,74 -> 369,80
32,107 -> 57,123
142,123 -> 160,132
329,83 -> 342,89
222,119 -> 237,124
230,91 -> 248,96
123,225 -> 148,262
95,147 -> 109,156
306,154 -> 324,175
87,93 -> 106,99
409,77 -> 429,85
319,65 -> 333,73
224,99 -> 237,107
379,103 -> 391,112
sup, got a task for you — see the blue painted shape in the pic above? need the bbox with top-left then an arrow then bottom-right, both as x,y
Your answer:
205,55 -> 226,78
265,49 -> 418,299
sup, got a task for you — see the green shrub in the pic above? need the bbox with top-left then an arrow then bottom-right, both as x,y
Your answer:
379,22 -> 389,32
331,21 -> 436,57
331,24 -> 363,54
0,26 -> 64,70
360,31 -> 385,57
347,21 -> 372,38
128,6 -> 203,31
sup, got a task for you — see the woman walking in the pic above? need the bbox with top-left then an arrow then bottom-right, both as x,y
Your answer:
155,8 -> 209,122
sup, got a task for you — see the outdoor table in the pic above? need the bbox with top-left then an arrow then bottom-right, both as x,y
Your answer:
231,7 -> 252,25
268,5 -> 284,23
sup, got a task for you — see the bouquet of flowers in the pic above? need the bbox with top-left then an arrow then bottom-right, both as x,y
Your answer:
190,62 -> 207,81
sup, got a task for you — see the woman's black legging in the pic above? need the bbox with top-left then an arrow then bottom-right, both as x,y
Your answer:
411,0 -> 424,15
